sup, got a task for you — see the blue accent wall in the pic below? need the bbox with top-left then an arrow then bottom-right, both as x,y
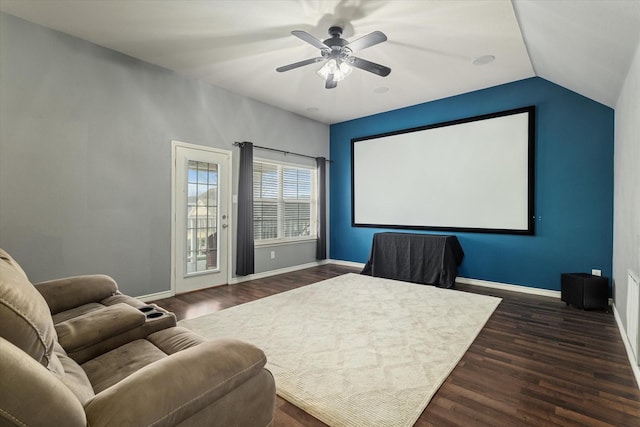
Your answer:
329,77 -> 614,291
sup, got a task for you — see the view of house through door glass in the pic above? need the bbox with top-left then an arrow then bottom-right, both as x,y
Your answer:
173,142 -> 230,294
186,160 -> 218,273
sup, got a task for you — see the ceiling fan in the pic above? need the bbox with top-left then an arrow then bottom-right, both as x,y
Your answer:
276,26 -> 391,89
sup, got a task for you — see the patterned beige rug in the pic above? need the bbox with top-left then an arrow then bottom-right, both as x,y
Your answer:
179,273 -> 501,427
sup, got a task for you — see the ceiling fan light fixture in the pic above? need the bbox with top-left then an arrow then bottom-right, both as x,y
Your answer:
317,59 -> 352,82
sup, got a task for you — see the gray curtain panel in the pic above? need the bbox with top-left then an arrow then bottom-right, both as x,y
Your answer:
316,157 -> 327,260
236,142 -> 255,276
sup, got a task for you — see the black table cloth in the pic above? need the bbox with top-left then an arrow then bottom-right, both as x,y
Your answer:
361,232 -> 464,288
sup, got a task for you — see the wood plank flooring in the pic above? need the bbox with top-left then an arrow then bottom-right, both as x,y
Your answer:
152,265 -> 640,426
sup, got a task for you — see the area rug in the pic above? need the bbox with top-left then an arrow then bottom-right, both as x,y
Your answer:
179,273 -> 501,427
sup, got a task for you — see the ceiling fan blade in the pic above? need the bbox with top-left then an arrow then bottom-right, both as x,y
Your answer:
347,31 -> 387,52
291,30 -> 328,50
350,57 -> 391,77
325,75 -> 338,89
276,57 -> 325,73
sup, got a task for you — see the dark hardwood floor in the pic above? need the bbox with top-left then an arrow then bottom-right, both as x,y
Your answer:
152,265 -> 640,426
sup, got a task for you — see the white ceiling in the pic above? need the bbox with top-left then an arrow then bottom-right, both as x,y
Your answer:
1,0 -> 638,124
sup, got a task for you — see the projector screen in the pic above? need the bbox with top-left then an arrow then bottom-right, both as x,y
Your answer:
351,106 -> 535,234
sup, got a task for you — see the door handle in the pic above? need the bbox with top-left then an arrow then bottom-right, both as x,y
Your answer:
222,224 -> 228,229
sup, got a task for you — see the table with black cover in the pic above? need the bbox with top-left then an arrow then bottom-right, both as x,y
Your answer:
361,232 -> 464,288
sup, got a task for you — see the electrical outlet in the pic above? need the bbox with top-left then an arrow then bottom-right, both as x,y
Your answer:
270,251 -> 275,259
591,269 -> 601,276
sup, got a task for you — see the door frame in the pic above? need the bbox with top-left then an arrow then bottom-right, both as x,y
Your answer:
170,140 -> 233,296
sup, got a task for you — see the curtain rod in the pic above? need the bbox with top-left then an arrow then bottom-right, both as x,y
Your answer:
233,141 -> 331,163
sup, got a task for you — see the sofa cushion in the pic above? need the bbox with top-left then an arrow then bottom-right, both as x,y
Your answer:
0,337 -> 87,427
147,326 -> 207,355
55,303 -> 145,353
83,338 -> 272,427
53,342 -> 95,405
52,302 -> 107,324
101,293 -> 148,308
0,248 -> 60,371
35,274 -> 118,315
82,339 -> 167,393
0,248 -> 28,280
50,295 -> 148,325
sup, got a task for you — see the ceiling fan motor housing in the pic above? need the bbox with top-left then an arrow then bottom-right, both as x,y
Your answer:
325,26 -> 349,47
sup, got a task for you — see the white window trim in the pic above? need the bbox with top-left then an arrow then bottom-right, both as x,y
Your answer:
253,157 -> 318,245
254,237 -> 318,248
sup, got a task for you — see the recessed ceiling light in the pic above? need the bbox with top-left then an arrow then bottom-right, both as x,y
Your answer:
472,55 -> 495,66
306,107 -> 320,113
373,86 -> 389,94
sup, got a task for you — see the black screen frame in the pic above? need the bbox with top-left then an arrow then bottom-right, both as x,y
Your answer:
350,106 -> 536,235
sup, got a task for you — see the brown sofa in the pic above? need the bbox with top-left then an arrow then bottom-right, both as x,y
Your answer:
0,248 -> 276,426
33,273 -> 179,364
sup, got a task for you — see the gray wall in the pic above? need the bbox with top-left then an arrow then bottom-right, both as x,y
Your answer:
613,39 -> 640,363
0,13 -> 329,296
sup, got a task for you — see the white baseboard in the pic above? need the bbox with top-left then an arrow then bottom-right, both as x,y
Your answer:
329,260 -> 563,299
136,290 -> 174,302
229,259 -> 331,284
612,303 -> 640,390
137,260 -> 332,299
456,277 -> 562,299
329,259 -> 366,269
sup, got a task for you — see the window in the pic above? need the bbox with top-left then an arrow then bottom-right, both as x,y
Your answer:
253,159 -> 316,243
186,161 -> 218,272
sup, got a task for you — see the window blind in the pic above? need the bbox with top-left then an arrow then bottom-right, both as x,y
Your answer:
253,160 -> 316,242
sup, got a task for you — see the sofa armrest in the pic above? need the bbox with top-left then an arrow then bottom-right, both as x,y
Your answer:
0,337 -> 87,427
34,275 -> 118,314
56,303 -> 145,352
84,338 -> 268,427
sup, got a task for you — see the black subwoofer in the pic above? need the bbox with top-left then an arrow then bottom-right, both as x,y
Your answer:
561,273 -> 609,310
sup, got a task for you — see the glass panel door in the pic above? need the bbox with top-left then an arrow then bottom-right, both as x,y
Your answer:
186,161 -> 218,274
173,142 -> 230,293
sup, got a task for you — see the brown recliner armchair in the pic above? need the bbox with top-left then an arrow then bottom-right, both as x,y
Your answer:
31,272 -> 178,364
0,248 -> 276,426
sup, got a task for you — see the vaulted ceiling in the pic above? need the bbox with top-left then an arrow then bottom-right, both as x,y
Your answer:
1,0 -> 638,124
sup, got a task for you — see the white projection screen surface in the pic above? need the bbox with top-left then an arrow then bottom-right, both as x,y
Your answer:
351,106 -> 535,234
